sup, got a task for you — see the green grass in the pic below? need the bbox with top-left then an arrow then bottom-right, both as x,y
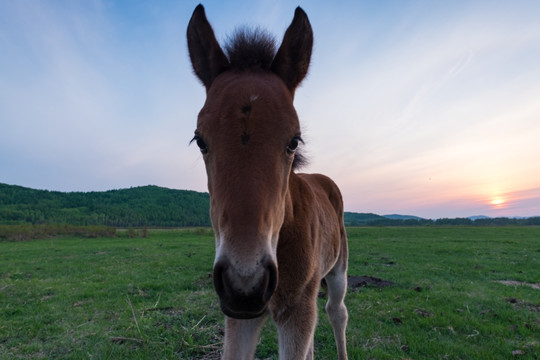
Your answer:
342,227 -> 540,360
1,227 -> 539,359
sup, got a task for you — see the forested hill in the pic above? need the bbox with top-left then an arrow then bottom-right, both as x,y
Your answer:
0,183 -> 210,227
1,183 -> 381,228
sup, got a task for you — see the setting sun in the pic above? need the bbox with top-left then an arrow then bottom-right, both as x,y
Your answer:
491,198 -> 505,207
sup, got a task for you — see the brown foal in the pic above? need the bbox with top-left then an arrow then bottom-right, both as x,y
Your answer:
187,5 -> 348,359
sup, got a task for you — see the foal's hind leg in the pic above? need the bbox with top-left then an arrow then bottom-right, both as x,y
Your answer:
325,265 -> 348,360
222,314 -> 267,360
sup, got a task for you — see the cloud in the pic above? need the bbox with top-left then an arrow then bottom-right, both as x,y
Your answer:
497,187 -> 540,216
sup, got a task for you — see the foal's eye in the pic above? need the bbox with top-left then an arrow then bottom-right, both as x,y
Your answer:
287,136 -> 302,155
191,135 -> 208,154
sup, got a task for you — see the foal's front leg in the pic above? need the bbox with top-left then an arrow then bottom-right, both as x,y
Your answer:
222,314 -> 267,360
276,301 -> 318,360
274,283 -> 319,360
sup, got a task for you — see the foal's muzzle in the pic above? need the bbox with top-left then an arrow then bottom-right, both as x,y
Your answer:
213,257 -> 278,319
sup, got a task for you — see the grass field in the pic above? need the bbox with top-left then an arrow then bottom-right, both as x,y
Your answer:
1,227 -> 539,359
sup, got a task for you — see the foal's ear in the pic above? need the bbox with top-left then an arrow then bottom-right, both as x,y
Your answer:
187,5 -> 229,90
271,7 -> 313,95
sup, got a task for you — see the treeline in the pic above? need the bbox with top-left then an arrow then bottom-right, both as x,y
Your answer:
343,212 -> 540,227
0,224 -> 116,241
0,183 -> 210,227
430,217 -> 540,226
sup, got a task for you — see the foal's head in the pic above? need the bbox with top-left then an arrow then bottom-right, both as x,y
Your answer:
188,5 -> 312,319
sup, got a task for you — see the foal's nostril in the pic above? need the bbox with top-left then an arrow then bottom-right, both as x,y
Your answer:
213,260 -> 229,299
263,261 -> 278,302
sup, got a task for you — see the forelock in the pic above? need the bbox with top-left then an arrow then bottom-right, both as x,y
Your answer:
224,27 -> 276,70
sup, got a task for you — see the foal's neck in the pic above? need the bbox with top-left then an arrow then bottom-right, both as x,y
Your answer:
283,172 -> 306,227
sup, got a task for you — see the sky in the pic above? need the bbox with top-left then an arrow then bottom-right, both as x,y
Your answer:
1,0 -> 540,219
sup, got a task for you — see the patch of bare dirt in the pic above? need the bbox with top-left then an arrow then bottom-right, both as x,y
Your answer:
348,275 -> 395,289
506,297 -> 540,312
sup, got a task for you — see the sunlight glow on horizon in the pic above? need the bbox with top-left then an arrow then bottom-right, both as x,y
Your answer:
491,198 -> 505,207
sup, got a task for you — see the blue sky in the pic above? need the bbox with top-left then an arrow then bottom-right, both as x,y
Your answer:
1,0 -> 540,218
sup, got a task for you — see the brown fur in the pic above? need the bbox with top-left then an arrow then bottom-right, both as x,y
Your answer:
187,5 -> 348,359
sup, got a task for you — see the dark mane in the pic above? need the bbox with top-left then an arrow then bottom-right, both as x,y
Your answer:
292,151 -> 308,170
224,27 -> 276,70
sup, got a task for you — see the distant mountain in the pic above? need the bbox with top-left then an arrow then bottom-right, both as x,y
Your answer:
468,215 -> 491,221
343,212 -> 386,226
344,212 -> 433,226
0,183 -> 210,227
383,214 -> 425,221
